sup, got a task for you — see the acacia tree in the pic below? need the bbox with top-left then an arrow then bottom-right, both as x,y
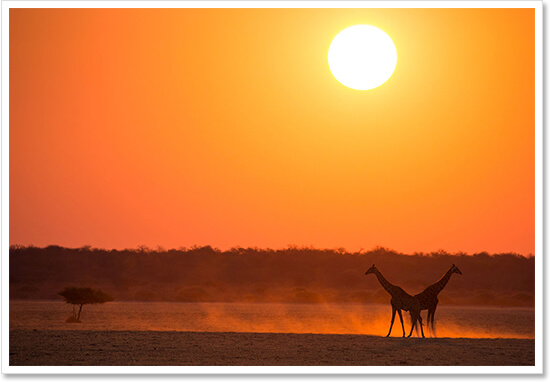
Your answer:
59,287 -> 114,323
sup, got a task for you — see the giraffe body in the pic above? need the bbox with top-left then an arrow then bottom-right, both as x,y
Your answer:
414,264 -> 462,336
365,264 -> 424,338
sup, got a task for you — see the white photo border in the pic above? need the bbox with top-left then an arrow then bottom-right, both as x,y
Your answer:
1,0 -> 543,375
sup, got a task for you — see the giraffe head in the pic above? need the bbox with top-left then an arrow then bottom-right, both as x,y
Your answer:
451,264 -> 463,275
365,264 -> 377,275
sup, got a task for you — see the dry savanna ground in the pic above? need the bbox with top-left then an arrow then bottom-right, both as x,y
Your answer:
9,329 -> 534,366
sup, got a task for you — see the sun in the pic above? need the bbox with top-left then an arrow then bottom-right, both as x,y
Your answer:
328,25 -> 397,91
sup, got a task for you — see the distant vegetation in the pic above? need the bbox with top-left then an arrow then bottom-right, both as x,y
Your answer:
10,245 -> 534,307
59,286 -> 114,322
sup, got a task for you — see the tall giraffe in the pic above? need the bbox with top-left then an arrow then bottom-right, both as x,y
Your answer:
414,264 -> 462,336
365,264 -> 424,338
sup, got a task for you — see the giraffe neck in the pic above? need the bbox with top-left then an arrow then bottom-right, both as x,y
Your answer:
431,268 -> 454,295
374,270 -> 399,296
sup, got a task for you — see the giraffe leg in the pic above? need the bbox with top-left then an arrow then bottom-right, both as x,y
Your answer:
431,306 -> 438,337
407,312 -> 415,337
426,309 -> 433,336
397,309 -> 406,337
386,307 -> 397,337
418,314 -> 425,338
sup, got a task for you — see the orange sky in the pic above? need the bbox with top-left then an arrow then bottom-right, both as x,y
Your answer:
9,8 -> 535,254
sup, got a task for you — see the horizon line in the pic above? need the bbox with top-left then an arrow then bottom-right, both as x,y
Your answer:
8,243 -> 534,257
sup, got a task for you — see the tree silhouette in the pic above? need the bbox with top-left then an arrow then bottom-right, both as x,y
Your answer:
59,287 -> 114,323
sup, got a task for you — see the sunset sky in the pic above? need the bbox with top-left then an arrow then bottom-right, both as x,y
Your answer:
9,8 -> 535,255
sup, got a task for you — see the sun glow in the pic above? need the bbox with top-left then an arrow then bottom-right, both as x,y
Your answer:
328,25 -> 397,90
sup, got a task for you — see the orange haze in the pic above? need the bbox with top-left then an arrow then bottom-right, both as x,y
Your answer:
9,8 -> 535,254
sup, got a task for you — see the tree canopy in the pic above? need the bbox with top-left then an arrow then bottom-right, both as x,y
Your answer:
59,287 -> 114,305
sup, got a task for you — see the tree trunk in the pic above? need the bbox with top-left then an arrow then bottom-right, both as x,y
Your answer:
77,304 -> 83,320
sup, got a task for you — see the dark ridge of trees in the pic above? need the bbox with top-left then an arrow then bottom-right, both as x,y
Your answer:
9,245 -> 534,307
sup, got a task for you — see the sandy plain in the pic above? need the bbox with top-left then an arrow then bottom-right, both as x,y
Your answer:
9,329 -> 534,366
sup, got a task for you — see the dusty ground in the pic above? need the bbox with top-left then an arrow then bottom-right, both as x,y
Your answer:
9,329 -> 534,366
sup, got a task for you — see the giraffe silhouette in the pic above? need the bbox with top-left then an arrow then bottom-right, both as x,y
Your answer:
365,264 -> 424,338
414,264 -> 462,336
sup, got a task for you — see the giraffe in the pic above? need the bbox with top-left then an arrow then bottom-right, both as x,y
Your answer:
414,264 -> 462,336
365,264 -> 424,338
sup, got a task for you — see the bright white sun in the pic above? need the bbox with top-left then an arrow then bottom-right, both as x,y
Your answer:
328,25 -> 397,91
